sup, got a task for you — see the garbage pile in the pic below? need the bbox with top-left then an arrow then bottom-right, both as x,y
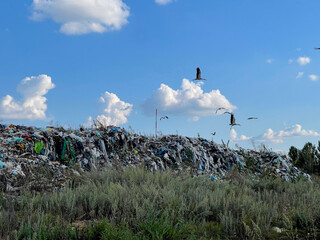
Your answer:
0,123 -> 310,193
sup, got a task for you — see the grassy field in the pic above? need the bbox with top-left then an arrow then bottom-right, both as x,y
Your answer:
1,167 -> 320,240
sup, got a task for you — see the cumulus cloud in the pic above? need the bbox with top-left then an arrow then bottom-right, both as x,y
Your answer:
142,79 -> 236,120
31,0 -> 130,35
155,0 -> 174,5
297,57 -> 311,66
258,128 -> 283,143
256,124 -> 320,143
296,72 -> 304,79
231,124 -> 320,144
230,129 -> 252,142
309,74 -> 318,81
0,75 -> 55,120
89,91 -> 132,127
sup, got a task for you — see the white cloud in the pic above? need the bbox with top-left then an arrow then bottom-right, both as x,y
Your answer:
297,57 -> 311,66
256,124 -> 320,143
230,128 -> 237,140
142,79 -> 236,120
155,0 -> 174,5
230,129 -> 252,142
0,75 -> 55,120
309,74 -> 318,81
231,124 -> 320,144
31,0 -> 130,35
259,128 -> 283,143
266,59 -> 274,64
296,72 -> 304,79
90,91 -> 132,127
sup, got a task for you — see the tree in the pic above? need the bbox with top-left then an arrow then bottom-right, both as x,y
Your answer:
289,146 -> 299,165
300,142 -> 318,173
289,142 -> 320,174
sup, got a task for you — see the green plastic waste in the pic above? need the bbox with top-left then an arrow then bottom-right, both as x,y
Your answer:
34,142 -> 44,154
61,137 -> 76,163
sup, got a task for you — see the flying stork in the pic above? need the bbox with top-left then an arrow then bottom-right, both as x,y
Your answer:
224,112 -> 240,128
194,67 -> 206,81
160,116 -> 169,120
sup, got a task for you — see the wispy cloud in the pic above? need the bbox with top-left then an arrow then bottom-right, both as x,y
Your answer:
31,0 -> 130,35
309,74 -> 318,81
0,74 -> 55,120
296,72 -> 304,79
189,116 -> 200,122
142,79 -> 236,120
297,57 -> 311,66
88,91 -> 132,127
155,0 -> 175,5
266,59 -> 274,64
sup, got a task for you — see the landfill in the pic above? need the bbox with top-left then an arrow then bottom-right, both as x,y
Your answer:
0,123 -> 311,194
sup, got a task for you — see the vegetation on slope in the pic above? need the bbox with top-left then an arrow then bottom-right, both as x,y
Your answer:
0,166 -> 319,239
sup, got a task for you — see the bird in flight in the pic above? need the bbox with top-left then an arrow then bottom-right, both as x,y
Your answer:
194,67 -> 206,81
215,107 -> 226,114
247,117 -> 258,120
211,132 -> 216,136
224,112 -> 240,128
160,116 -> 169,120
315,48 -> 320,50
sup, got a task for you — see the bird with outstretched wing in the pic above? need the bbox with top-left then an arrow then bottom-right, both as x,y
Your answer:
215,107 -> 226,114
223,112 -> 240,128
230,113 -> 240,128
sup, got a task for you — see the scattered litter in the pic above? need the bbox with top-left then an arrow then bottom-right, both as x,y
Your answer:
0,123 -> 311,194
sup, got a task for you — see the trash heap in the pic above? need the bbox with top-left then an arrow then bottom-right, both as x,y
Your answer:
0,123 -> 310,193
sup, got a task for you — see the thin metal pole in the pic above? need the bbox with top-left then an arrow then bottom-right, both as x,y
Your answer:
155,108 -> 157,138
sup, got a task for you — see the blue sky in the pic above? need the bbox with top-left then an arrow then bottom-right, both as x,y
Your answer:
0,0 -> 320,152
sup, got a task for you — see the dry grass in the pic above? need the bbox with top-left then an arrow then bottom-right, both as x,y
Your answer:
0,167 -> 319,239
